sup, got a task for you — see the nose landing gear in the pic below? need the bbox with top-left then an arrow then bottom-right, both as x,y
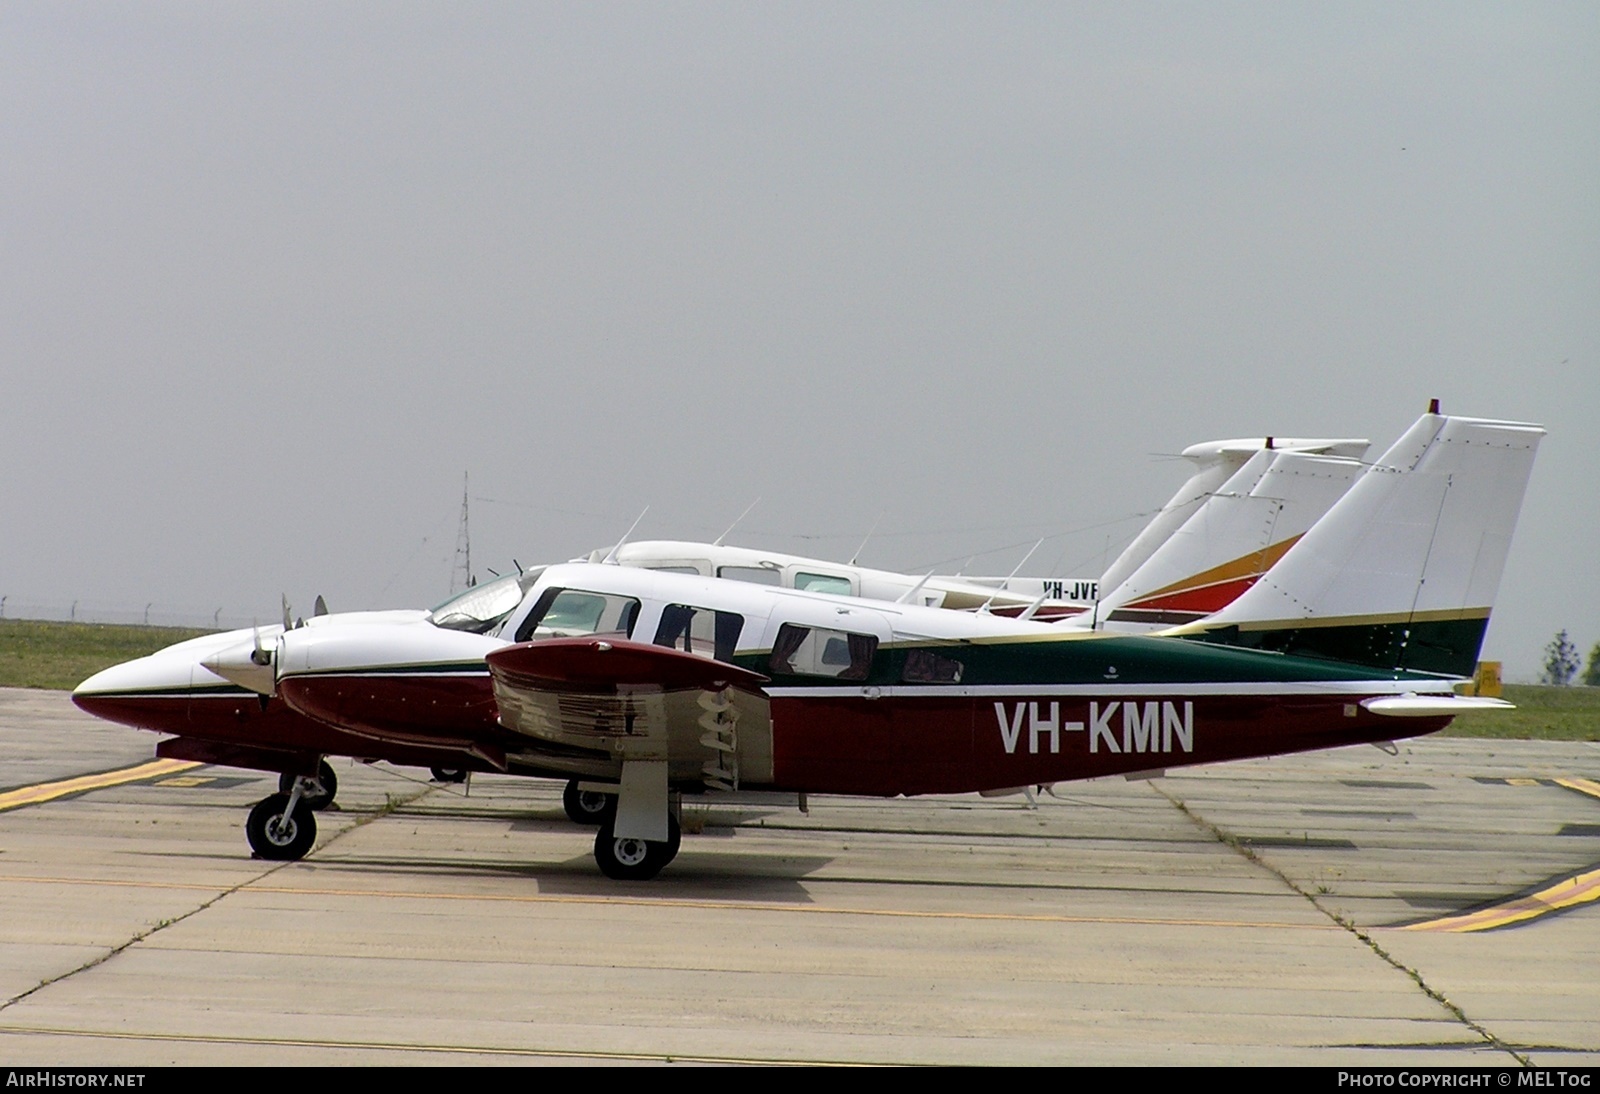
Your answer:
245,791 -> 316,860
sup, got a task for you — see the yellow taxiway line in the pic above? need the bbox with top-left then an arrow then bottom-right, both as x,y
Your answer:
1401,867 -> 1600,933
0,759 -> 201,813
1402,774 -> 1600,932
0,872 -> 1337,932
0,1024 -> 850,1065
1556,776 -> 1600,802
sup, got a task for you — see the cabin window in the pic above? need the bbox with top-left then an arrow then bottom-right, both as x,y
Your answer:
901,648 -> 964,684
794,572 -> 853,596
642,565 -> 703,576
769,623 -> 877,681
717,565 -> 782,586
514,588 -> 641,642
654,604 -> 744,662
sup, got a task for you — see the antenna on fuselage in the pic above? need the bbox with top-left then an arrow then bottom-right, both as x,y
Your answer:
849,514 -> 883,567
1017,589 -> 1051,622
894,570 -> 937,605
714,498 -> 761,547
977,538 -> 1044,614
451,471 -> 472,593
601,507 -> 650,564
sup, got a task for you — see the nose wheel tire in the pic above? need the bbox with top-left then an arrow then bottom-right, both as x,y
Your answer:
246,793 -> 317,860
563,780 -> 616,826
430,767 -> 468,784
277,760 -> 338,811
593,815 -> 680,881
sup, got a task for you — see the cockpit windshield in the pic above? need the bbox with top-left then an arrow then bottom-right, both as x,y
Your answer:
428,569 -> 546,633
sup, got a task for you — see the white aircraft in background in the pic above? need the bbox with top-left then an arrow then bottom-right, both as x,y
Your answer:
595,434 -> 1371,625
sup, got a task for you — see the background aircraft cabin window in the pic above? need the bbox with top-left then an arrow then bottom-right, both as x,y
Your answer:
717,565 -> 782,586
769,624 -> 877,681
643,565 -> 703,576
901,648 -> 964,684
653,604 -> 744,662
794,572 -> 853,596
514,588 -> 641,642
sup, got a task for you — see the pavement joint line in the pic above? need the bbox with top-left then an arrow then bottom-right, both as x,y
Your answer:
0,783 -> 436,1018
0,1024 -> 865,1065
0,872 -> 1339,931
0,759 -> 201,812
1148,781 -> 1534,1068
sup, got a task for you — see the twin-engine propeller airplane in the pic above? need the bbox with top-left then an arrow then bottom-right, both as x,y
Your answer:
69,426 -> 1358,816
73,408 -> 1539,879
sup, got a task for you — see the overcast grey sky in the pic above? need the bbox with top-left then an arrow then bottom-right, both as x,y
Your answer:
1,3 -> 1594,678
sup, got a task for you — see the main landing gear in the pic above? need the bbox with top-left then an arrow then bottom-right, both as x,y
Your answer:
562,779 -> 615,826
593,814 -> 680,881
430,767 -> 468,784
277,759 -> 338,811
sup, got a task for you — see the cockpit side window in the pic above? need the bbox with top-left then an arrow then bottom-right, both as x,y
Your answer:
653,604 -> 744,662
768,623 -> 877,681
514,588 -> 641,643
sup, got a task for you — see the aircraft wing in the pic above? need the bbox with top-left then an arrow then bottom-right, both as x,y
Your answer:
488,637 -> 768,695
486,639 -> 774,830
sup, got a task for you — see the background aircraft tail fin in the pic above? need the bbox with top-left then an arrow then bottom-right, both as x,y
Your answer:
1179,411 -> 1544,676
1098,448 -> 1364,626
1097,436 -> 1368,596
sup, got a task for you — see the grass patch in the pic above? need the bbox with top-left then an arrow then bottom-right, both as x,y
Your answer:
0,619 -> 215,691
1442,684 -> 1600,741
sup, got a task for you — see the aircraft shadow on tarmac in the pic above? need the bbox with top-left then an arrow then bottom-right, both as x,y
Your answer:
288,849 -> 838,900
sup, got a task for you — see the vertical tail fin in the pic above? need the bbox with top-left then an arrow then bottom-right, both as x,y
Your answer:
1099,448 -> 1365,626
1183,412 -> 1544,676
1097,437 -> 1368,596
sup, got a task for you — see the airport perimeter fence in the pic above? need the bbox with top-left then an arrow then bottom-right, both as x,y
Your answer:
0,597 -> 263,632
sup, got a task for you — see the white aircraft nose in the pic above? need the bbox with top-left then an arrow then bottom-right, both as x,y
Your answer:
201,638 -> 278,696
74,658 -> 161,697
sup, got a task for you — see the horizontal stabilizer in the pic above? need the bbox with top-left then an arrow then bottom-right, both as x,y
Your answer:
1361,695 -> 1514,718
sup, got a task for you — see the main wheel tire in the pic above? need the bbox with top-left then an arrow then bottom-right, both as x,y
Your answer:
562,780 -> 615,826
430,767 -> 468,784
246,793 -> 317,860
278,760 -> 337,811
593,815 -> 680,881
